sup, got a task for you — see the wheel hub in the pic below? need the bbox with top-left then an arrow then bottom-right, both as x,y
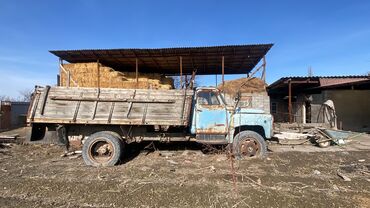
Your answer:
89,139 -> 114,163
96,144 -> 110,155
240,139 -> 260,157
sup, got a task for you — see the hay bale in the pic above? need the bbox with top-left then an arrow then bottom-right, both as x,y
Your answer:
60,63 -> 174,89
218,77 -> 267,96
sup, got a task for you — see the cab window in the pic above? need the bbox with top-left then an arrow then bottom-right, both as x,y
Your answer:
197,91 -> 220,105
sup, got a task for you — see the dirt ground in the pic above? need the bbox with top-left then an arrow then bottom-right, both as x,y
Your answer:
0,133 -> 370,208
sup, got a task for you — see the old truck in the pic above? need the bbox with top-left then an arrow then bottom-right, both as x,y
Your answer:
26,85 -> 273,166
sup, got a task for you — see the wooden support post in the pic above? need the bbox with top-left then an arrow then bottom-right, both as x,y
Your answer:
135,58 -> 139,87
67,71 -> 71,87
288,79 -> 292,123
180,56 -> 183,89
222,56 -> 225,91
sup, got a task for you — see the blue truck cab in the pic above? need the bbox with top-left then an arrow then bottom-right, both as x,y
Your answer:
191,87 -> 273,157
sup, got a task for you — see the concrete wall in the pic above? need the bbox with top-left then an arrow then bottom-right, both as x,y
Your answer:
321,90 -> 370,132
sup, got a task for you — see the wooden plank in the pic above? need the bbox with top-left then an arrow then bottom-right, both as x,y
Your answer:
50,86 -> 193,95
39,86 -> 50,115
49,96 -> 175,103
30,86 -> 194,127
142,90 -> 150,124
91,87 -> 100,120
107,102 -> 115,124
72,92 -> 83,122
31,117 -> 185,126
30,93 -> 41,121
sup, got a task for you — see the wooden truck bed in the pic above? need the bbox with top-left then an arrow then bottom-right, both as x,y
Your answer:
27,86 -> 194,126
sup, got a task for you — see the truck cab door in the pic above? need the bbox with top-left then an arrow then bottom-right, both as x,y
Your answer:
195,89 -> 228,141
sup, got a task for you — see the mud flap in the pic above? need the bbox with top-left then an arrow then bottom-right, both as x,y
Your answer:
24,124 -> 65,145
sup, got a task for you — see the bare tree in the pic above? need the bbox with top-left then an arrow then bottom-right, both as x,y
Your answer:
0,88 -> 33,102
18,89 -> 33,102
0,95 -> 13,102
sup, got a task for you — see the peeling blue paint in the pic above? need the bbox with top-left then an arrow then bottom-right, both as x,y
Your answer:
190,89 -> 273,143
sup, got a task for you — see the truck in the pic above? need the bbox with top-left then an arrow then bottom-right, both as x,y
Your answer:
26,84 -> 273,166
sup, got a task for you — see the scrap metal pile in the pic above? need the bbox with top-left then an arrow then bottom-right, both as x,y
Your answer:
273,123 -> 363,148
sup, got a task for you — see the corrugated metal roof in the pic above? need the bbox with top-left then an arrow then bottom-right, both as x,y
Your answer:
268,75 -> 370,92
50,44 -> 273,75
319,76 -> 369,87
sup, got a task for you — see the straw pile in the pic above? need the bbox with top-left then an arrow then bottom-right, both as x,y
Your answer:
218,77 -> 267,96
60,63 -> 174,89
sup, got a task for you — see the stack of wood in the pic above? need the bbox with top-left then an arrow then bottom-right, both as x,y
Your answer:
60,63 -> 174,89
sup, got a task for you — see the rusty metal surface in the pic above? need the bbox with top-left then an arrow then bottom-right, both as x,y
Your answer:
239,139 -> 260,157
319,77 -> 369,87
50,44 -> 273,75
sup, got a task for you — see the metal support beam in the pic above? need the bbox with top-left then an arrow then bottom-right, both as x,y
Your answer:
57,75 -> 60,86
222,56 -> 225,91
283,80 -> 319,84
135,58 -> 139,87
261,56 -> 266,82
97,59 -> 100,90
180,56 -> 183,89
288,79 -> 292,123
190,69 -> 196,89
59,58 -> 63,86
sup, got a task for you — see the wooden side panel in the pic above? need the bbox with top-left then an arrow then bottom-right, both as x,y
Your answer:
28,86 -> 194,126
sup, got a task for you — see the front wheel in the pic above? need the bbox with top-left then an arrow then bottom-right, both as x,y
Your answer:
232,131 -> 267,159
82,131 -> 124,166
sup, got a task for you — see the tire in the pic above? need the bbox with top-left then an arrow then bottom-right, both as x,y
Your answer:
233,130 -> 267,159
82,131 -> 124,166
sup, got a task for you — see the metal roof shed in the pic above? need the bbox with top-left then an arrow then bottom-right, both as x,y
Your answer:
50,44 -> 273,76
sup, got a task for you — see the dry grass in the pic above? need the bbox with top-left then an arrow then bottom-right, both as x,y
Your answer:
61,63 -> 174,89
218,77 -> 267,96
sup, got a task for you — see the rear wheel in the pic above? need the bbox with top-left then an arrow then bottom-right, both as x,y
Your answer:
233,131 -> 267,159
82,131 -> 123,166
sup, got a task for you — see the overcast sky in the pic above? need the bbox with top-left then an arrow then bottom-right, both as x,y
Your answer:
0,0 -> 369,97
